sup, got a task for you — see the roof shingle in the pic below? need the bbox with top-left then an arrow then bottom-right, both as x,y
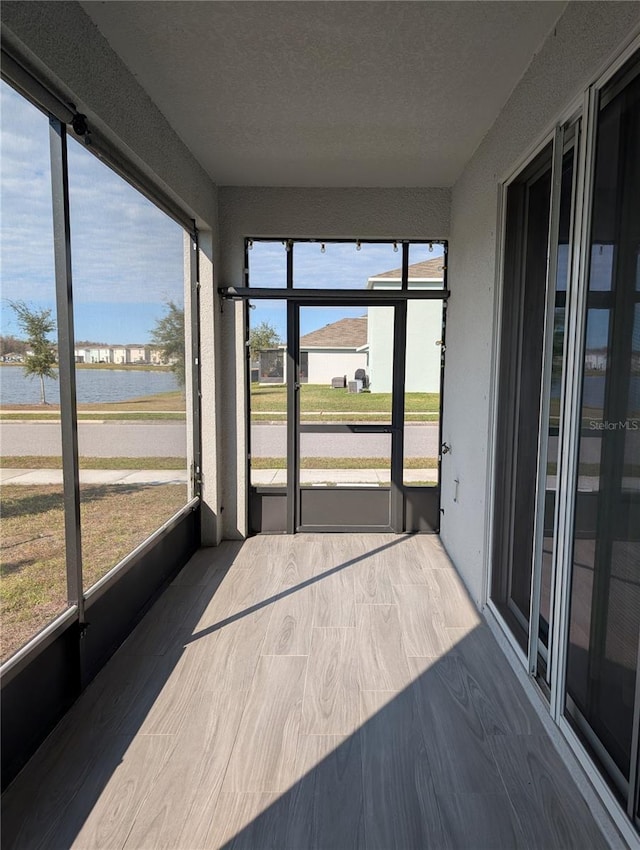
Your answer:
369,257 -> 445,280
300,316 -> 367,348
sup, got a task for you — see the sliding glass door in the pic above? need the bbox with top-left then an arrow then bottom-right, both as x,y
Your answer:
491,140 -> 554,650
492,48 -> 640,833
564,55 -> 640,811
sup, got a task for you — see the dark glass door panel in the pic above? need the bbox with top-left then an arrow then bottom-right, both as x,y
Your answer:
565,57 -> 640,792
492,143 -> 553,648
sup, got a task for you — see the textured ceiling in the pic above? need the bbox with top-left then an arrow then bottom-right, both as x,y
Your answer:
81,1 -> 566,188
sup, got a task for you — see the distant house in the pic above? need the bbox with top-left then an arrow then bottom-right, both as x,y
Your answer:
299,317 -> 368,384
74,344 -> 154,364
256,317 -> 367,385
112,346 -> 130,365
367,258 -> 444,393
255,260 -> 444,391
127,345 -> 150,364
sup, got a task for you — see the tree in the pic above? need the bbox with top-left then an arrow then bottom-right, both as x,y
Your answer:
249,321 -> 281,358
9,301 -> 57,404
150,301 -> 186,387
0,335 -> 29,357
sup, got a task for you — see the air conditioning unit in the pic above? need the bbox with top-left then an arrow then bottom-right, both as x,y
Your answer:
347,380 -> 363,393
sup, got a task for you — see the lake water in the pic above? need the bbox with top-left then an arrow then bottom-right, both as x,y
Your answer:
0,367 -> 180,405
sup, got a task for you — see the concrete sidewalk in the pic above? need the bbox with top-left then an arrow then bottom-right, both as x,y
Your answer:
252,468 -> 439,485
0,469 -> 188,486
0,468 -> 439,486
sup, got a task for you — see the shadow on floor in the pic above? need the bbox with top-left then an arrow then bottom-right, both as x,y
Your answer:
0,536 -> 609,850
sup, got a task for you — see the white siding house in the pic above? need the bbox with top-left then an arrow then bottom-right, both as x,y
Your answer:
368,258 -> 444,393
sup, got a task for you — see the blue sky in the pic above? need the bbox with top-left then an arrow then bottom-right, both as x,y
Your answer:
249,240 -> 444,338
1,78 -> 621,350
1,80 -> 184,344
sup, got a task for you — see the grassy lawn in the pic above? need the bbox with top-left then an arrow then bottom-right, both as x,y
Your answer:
2,456 -> 186,470
0,391 -> 185,420
252,456 -> 438,469
0,483 -> 187,662
251,384 -> 439,422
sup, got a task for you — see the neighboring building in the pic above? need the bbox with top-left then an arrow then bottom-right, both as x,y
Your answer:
585,348 -> 608,371
367,258 -> 444,393
127,345 -> 150,364
299,317 -> 367,384
111,346 -> 130,365
257,317 -> 367,385
73,344 -> 164,365
260,260 -> 444,393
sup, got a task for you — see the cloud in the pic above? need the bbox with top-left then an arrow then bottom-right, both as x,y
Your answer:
1,80 -> 184,312
1,82 -> 57,300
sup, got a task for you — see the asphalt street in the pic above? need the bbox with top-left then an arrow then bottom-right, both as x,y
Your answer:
252,423 -> 441,457
0,421 -> 187,458
1,420 -> 442,458
0,422 -> 607,461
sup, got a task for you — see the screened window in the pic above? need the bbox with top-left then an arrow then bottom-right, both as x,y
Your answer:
67,136 -> 191,591
0,81 -> 68,661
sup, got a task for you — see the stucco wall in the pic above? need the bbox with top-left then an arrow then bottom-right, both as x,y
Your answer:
368,301 -> 442,394
306,351 -> 366,385
442,2 -> 640,605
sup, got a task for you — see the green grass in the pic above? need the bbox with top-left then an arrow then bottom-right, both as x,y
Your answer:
0,412 -> 185,421
251,456 -> 438,469
1,483 -> 187,661
250,384 -> 439,422
2,456 -> 186,470
251,384 -> 439,413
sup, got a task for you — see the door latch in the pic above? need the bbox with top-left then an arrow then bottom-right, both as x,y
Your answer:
441,442 -> 451,455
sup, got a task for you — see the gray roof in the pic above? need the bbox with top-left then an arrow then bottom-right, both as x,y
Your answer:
300,317 -> 367,349
369,257 -> 445,281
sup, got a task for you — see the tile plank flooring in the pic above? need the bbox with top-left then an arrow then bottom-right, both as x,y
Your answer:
2,534 -> 611,850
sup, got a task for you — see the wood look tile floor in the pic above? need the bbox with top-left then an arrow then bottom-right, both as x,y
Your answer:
2,535 -> 612,850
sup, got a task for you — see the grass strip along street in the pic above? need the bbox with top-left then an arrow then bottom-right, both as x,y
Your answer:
3,456 -> 186,470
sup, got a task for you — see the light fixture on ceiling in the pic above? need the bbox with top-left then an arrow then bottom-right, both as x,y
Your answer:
356,240 -> 362,251
247,239 -> 253,250
321,243 -> 326,253
428,242 -> 433,252
393,241 -> 398,253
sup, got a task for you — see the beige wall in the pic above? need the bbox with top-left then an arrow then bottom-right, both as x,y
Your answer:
443,2 -> 640,605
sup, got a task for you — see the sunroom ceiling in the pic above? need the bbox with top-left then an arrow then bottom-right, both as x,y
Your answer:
80,1 -> 566,188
